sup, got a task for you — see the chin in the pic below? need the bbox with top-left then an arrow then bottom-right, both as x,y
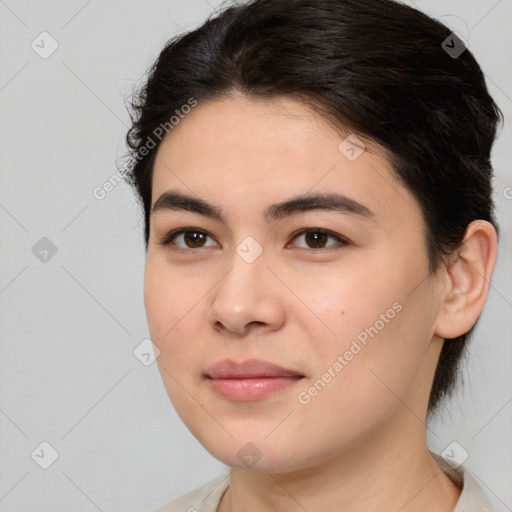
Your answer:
190,430 -> 321,474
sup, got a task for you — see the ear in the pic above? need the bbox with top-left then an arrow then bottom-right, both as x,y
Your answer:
434,220 -> 498,339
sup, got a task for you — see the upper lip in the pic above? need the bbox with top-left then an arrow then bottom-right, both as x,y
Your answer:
205,359 -> 304,379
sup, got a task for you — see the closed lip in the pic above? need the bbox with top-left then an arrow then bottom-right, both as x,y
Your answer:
205,358 -> 304,379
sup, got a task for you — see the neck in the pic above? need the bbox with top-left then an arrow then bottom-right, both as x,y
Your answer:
218,414 -> 461,512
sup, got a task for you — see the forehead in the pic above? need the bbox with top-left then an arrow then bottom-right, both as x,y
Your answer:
151,95 -> 422,229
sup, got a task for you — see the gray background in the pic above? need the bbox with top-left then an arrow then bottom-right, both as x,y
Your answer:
0,0 -> 510,511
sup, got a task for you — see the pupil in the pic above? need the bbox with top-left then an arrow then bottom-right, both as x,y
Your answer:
306,231 -> 326,248
185,231 -> 204,247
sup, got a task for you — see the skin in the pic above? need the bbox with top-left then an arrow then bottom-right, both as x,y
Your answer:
144,94 -> 497,512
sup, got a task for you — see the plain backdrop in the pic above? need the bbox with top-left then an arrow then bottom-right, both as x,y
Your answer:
0,0 -> 511,511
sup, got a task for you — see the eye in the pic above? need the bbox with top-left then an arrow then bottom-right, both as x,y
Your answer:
158,228 -> 217,250
158,227 -> 349,253
288,228 -> 349,253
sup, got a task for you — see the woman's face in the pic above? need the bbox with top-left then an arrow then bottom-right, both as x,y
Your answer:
144,95 -> 446,472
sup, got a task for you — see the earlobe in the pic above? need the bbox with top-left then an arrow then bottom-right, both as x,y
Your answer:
434,220 -> 498,339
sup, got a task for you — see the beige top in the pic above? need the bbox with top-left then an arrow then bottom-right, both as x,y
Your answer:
149,452 -> 495,512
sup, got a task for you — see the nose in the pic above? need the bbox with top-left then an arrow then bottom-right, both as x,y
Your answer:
207,251 -> 286,337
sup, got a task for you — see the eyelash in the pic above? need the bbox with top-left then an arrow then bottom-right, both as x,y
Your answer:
158,227 -> 349,254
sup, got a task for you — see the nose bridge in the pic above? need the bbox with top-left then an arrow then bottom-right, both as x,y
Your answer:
216,239 -> 268,308
208,238 -> 285,333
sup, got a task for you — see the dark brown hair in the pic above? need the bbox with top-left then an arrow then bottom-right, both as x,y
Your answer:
122,0 -> 503,414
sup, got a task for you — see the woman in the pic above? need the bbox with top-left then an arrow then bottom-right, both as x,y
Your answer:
122,0 -> 502,510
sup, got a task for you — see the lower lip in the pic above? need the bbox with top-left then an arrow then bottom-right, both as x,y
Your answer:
208,376 -> 303,401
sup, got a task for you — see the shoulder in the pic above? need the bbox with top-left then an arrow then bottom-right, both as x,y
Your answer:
146,474 -> 230,512
430,451 -> 495,511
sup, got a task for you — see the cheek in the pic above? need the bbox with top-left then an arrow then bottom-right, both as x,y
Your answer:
145,271 -> 201,412
144,277 -> 170,342
291,307 -> 421,451
144,260 -> 191,338
144,262 -> 209,380
303,268 -> 399,348
144,270 -> 183,374
303,266 -> 427,397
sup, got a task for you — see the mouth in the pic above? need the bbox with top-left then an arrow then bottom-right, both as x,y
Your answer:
205,358 -> 305,401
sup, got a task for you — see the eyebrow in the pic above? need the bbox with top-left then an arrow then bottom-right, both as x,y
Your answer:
151,190 -> 376,224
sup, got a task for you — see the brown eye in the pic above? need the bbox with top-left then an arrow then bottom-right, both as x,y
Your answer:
159,228 -> 218,249
290,228 -> 349,251
304,231 -> 329,248
182,231 -> 207,248
159,227 -> 349,254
